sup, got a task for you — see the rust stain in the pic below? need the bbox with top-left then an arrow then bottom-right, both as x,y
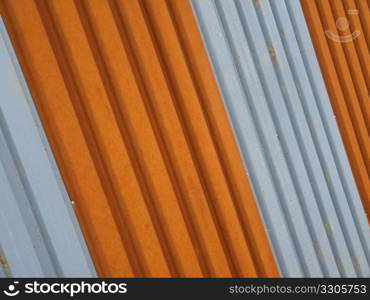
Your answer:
301,0 -> 370,223
337,263 -> 345,273
317,249 -> 324,261
325,223 -> 333,234
253,0 -> 261,10
0,255 -> 6,266
352,256 -> 361,272
0,0 -> 278,277
268,42 -> 279,66
0,255 -> 10,275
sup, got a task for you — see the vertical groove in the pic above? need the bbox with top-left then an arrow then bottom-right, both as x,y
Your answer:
34,0 -> 142,276
191,0 -> 370,277
167,0 -> 278,277
0,1 -> 106,275
107,0 -> 210,277
344,0 -> 370,93
165,0 -> 262,276
1,0 -> 278,277
315,0 -> 370,174
0,1 -> 95,276
251,0 -> 337,276
335,0 -> 370,132
138,0 -> 239,277
74,0 -> 178,277
355,0 -> 370,49
301,0 -> 370,223
269,0 -> 366,277
327,0 -> 369,135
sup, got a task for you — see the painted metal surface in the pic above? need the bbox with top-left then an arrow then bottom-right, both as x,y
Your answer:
0,17 -> 95,277
191,0 -> 370,277
0,0 -> 278,277
301,0 -> 370,223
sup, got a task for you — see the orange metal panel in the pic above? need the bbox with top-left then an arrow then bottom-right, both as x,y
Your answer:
0,0 -> 278,277
301,0 -> 370,222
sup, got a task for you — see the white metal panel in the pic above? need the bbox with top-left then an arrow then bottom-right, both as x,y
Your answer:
191,0 -> 370,277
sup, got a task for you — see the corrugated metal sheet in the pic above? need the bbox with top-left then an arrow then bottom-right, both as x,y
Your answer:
301,0 -> 370,223
0,0 -> 278,277
191,0 -> 370,277
0,17 -> 95,277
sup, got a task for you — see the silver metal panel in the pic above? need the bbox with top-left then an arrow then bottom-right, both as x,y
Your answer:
191,0 -> 370,277
0,18 -> 96,277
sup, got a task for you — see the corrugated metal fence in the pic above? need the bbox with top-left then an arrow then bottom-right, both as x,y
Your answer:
0,0 -> 278,277
1,0 -> 369,278
191,0 -> 370,277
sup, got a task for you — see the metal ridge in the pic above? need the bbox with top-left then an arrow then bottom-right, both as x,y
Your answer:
0,17 -> 95,277
191,0 -> 370,277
